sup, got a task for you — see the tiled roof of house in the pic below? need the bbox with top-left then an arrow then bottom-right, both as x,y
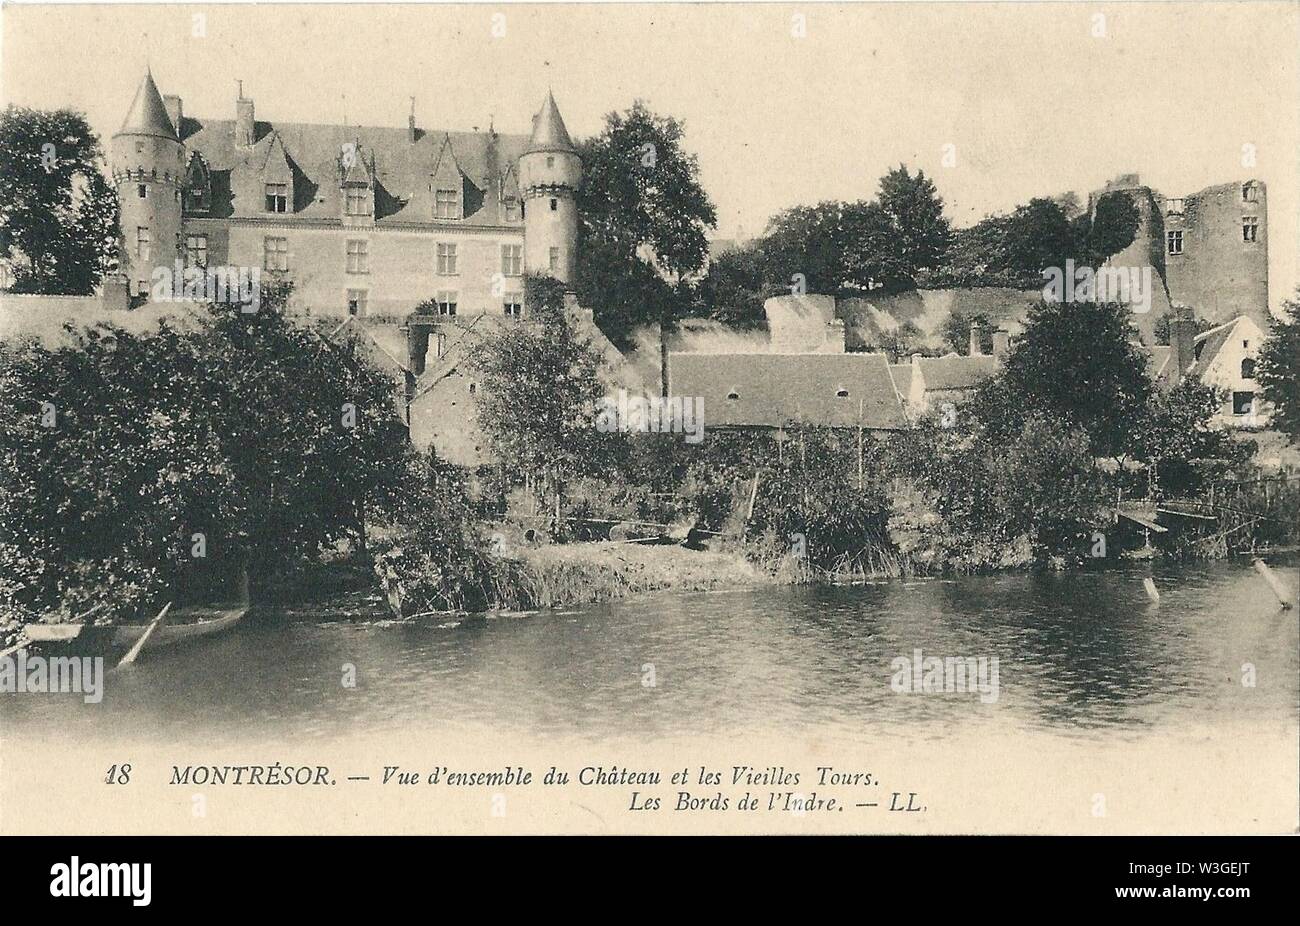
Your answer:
668,351 -> 909,430
180,117 -> 530,226
915,355 -> 998,392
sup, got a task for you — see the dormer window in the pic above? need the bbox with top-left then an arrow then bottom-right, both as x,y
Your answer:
265,183 -> 288,213
726,390 -> 740,401
504,199 -> 521,223
345,188 -> 369,216
434,187 -> 460,219
835,388 -> 850,398
184,154 -> 211,213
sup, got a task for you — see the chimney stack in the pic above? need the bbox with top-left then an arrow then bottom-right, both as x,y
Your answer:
826,319 -> 847,353
1168,315 -> 1197,387
992,329 -> 1010,361
163,95 -> 184,138
408,97 -> 417,144
235,86 -> 255,147
406,316 -> 433,376
969,322 -> 983,356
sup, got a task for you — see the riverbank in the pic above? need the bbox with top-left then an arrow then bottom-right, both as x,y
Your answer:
245,540 -> 768,623
513,540 -> 769,607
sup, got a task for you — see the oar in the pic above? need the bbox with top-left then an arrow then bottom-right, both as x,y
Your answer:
116,602 -> 172,668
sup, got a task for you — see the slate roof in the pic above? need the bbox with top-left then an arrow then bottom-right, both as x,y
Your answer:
179,117 -> 530,226
117,69 -> 179,141
915,355 -> 998,392
888,363 -> 914,398
667,352 -> 909,430
526,91 -> 576,154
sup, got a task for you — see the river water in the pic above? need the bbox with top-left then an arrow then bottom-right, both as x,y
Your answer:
4,556 -> 1297,748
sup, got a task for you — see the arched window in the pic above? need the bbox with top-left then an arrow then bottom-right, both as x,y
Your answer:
1241,358 -> 1256,379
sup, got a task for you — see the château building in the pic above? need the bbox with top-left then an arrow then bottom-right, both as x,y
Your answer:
110,68 -> 582,317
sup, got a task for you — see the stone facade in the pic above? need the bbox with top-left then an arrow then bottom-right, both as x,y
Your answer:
110,70 -> 581,320
1162,181 -> 1269,329
1091,174 -> 1269,332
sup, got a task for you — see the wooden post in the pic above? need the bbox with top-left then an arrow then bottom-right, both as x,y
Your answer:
857,398 -> 864,491
1143,577 -> 1160,603
1253,559 -> 1295,610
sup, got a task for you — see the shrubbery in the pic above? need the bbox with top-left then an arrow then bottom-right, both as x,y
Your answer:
0,296 -> 408,623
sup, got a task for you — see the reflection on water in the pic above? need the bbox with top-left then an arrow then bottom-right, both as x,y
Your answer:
3,557 -> 1297,746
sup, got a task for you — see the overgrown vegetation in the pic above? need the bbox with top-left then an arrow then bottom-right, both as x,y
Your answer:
0,288 -> 408,624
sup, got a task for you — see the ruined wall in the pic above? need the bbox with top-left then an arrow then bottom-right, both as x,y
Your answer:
1162,181 -> 1269,329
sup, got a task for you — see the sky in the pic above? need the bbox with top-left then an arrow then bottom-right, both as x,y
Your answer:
2,1 -> 1297,312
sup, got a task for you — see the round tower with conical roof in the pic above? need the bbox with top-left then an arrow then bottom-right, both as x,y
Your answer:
111,68 -> 185,295
518,91 -> 581,285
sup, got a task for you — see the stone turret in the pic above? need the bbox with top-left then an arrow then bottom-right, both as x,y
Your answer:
110,68 -> 185,296
517,91 -> 581,285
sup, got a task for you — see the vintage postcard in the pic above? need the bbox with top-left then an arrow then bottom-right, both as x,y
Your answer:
1,0 -> 1297,858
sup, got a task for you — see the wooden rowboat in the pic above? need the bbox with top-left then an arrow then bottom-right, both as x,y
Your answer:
23,605 -> 247,651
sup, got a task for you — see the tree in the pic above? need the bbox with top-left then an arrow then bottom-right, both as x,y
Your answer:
697,243 -> 768,327
1132,378 -> 1252,496
1256,292 -> 1300,443
926,192 -> 1138,289
939,310 -> 995,356
978,299 -> 1152,458
574,101 -> 717,357
1000,198 -> 1079,281
841,199 -> 908,291
0,106 -> 119,295
876,321 -> 926,362
0,292 -> 410,621
923,213 -> 1018,288
874,165 -> 952,289
467,274 -> 621,514
759,202 -> 849,295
